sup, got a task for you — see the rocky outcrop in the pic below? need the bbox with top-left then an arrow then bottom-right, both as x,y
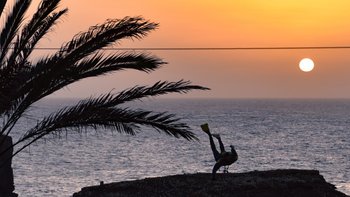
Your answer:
73,169 -> 348,197
0,135 -> 17,197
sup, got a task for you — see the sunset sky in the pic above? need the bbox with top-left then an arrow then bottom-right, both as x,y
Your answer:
27,0 -> 350,98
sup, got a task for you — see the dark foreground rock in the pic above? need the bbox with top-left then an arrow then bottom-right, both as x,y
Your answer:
73,169 -> 348,197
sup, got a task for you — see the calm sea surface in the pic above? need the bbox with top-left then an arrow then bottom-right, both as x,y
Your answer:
10,99 -> 350,196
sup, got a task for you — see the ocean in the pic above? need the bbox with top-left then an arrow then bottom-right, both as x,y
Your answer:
9,98 -> 350,196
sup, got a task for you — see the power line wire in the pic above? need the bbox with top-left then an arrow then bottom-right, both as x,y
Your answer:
11,46 -> 350,51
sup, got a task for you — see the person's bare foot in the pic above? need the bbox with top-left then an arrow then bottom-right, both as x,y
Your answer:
200,123 -> 210,134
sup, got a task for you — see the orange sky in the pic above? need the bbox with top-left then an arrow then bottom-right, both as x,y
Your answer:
26,0 -> 350,98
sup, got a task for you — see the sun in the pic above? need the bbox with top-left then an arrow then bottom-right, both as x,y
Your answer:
299,58 -> 314,72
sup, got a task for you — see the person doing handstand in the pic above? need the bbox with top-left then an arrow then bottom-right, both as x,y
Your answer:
201,123 -> 238,180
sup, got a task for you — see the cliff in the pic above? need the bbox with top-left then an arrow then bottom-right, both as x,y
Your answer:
73,169 -> 348,197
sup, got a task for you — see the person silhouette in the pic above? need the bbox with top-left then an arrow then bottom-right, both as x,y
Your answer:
201,123 -> 238,180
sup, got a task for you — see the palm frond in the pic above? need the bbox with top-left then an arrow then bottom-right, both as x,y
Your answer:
17,0 -> 62,50
18,106 -> 196,146
0,9 -> 67,115
76,52 -> 164,74
61,80 -> 208,112
58,16 -> 157,58
27,0 -> 61,23
35,52 -> 164,97
3,52 -> 164,120
0,0 -> 31,66
0,0 -> 7,18
35,16 -> 158,69
0,59 -> 33,116
0,16 -> 160,135
36,52 -> 164,88
102,80 -> 210,107
11,16 -> 160,106
10,79 -> 208,141
18,80 -> 206,142
9,106 -> 196,159
6,8 -> 68,69
0,0 -> 209,161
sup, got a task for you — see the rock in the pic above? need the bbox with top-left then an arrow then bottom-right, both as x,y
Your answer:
73,169 -> 348,197
0,135 -> 17,197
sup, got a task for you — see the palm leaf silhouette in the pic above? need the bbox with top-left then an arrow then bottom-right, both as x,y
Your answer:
0,0 -> 209,161
0,0 -> 7,18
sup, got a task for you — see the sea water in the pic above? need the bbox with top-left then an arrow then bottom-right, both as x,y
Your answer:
9,99 -> 350,196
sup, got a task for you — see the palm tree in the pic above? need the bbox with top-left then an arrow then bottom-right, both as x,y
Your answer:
0,0 -> 208,195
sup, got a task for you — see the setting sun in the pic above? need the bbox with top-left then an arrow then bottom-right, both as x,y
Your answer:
299,58 -> 314,72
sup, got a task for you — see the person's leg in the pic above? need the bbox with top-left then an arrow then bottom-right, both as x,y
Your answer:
213,134 -> 225,153
208,133 -> 220,161
201,124 -> 220,161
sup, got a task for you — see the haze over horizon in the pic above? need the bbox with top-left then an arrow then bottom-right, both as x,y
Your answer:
26,0 -> 350,99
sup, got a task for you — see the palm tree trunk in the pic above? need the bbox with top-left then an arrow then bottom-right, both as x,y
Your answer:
0,135 -> 17,197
